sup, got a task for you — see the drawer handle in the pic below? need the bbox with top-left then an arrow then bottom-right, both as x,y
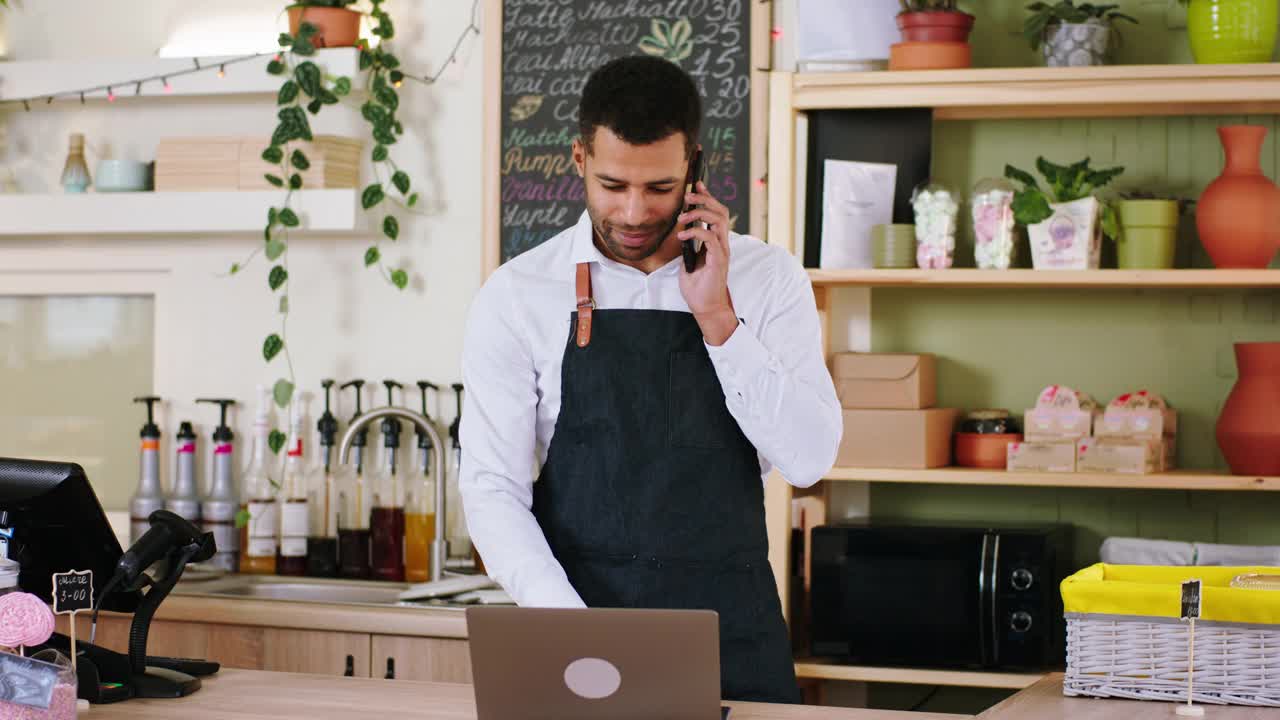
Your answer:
344,655 -> 355,677
385,657 -> 396,680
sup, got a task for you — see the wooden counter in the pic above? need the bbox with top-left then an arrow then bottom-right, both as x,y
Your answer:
86,669 -> 968,719
978,674 -> 1276,719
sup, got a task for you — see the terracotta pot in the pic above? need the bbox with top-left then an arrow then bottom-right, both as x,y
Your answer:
888,41 -> 972,70
1197,125 -> 1280,268
954,432 -> 1022,469
896,11 -> 975,43
287,6 -> 362,49
1217,342 -> 1280,476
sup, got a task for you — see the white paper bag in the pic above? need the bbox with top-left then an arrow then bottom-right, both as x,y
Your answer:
820,159 -> 896,270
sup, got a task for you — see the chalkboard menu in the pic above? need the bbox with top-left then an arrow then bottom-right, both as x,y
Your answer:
498,0 -> 753,265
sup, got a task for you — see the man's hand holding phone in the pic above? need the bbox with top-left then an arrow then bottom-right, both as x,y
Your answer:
677,179 -> 738,346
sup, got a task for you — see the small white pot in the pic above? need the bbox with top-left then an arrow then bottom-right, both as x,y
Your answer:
1028,196 -> 1102,270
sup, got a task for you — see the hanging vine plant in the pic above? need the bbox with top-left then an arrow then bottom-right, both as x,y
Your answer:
231,0 -> 418,451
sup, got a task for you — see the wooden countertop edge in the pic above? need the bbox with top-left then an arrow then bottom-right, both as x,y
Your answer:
125,594 -> 470,638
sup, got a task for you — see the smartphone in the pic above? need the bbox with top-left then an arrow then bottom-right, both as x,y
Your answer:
681,148 -> 706,273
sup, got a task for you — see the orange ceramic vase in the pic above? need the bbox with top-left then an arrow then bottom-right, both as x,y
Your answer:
288,6 -> 362,48
1216,342 -> 1280,476
1196,125 -> 1280,268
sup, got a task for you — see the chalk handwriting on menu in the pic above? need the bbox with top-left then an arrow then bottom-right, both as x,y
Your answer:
52,569 -> 93,614
500,0 -> 751,263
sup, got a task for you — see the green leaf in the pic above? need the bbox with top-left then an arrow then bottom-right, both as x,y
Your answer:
381,53 -> 401,70
1100,203 -> 1121,241
289,173 -> 303,190
291,149 -> 310,171
372,144 -> 388,162
273,379 -> 295,408
276,106 -> 313,142
389,70 -> 404,85
278,32 -> 294,48
1011,189 -> 1053,227
394,121 -> 403,135
390,269 -> 408,290
307,98 -> 323,114
262,145 -> 284,164
373,125 -> 397,145
375,84 -> 399,111
277,80 -> 299,105
294,61 -> 322,98
391,171 -> 410,195
383,215 -> 399,240
267,59 -> 286,75
364,246 -> 381,266
234,508 -> 251,529
265,173 -> 284,187
292,34 -> 316,56
279,295 -> 289,314
263,333 -> 284,362
268,207 -> 278,226
360,49 -> 374,71
333,76 -> 353,96
297,21 -> 319,38
279,208 -> 300,227
230,263 -> 241,275
318,88 -> 340,106
268,429 -> 287,454
269,265 -> 288,291
362,183 -> 386,209
407,192 -> 419,207
361,101 -> 390,126
265,239 -> 287,261
1003,164 -> 1040,191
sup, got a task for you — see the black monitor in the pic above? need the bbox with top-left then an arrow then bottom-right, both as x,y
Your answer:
0,457 -> 140,613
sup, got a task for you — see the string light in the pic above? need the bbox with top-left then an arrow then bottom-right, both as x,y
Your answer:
21,100 -> 29,111
107,87 -> 116,102
163,78 -> 172,94
217,64 -> 226,78
79,92 -> 85,105
770,26 -> 783,40
192,58 -> 202,70
135,81 -> 143,96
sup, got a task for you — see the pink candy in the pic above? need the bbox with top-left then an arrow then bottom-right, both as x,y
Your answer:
0,593 -> 55,649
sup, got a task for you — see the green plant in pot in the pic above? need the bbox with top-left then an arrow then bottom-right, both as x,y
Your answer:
288,0 -> 362,49
1024,2 -> 1137,66
1115,191 -> 1190,269
234,2 -> 415,431
1177,0 -> 1278,63
897,0 -> 975,43
1005,156 -> 1124,270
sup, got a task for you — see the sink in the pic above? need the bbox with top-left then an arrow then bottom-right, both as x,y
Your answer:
174,575 -> 467,609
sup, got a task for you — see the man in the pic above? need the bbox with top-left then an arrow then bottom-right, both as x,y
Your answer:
460,55 -> 841,704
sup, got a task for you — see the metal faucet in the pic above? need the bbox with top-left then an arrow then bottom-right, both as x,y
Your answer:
337,406 -> 450,582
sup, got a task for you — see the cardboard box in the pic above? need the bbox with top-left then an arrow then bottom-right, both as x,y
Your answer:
1094,407 -> 1177,440
836,408 -> 957,468
1076,437 -> 1163,474
829,353 -> 936,409
238,135 -> 363,190
1007,440 -> 1076,473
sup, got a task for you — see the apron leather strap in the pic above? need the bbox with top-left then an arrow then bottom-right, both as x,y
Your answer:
575,262 -> 594,348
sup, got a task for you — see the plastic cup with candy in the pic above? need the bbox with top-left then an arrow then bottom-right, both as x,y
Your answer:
911,181 -> 959,269
970,177 -> 1017,270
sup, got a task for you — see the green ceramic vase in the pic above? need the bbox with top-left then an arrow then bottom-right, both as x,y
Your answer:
1187,0 -> 1278,64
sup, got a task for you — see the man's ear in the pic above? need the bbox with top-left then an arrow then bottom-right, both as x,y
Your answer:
572,137 -> 586,178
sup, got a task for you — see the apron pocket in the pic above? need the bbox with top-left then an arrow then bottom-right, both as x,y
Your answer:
668,350 -> 738,449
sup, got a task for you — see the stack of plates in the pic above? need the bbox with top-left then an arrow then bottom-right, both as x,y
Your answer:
872,224 -> 916,268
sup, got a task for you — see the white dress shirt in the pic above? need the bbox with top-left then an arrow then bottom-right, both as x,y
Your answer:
459,211 -> 841,608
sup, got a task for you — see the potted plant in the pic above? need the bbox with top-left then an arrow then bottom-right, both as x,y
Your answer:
1023,2 -> 1137,66
1005,156 -> 1124,270
1178,0 -> 1278,64
288,0 -> 362,49
1115,191 -> 1189,269
897,0 -> 975,43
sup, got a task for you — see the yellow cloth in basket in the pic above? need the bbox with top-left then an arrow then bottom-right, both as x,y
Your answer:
1061,563 -> 1280,625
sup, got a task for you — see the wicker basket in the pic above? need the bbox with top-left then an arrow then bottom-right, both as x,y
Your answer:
1061,564 -> 1280,707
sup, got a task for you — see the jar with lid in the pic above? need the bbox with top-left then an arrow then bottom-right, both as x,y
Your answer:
911,181 -> 959,269
0,558 -> 20,596
971,178 -> 1017,269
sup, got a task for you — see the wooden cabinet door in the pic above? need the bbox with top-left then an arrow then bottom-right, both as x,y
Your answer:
262,628 -> 371,678
371,635 -> 472,684
62,613 -> 267,670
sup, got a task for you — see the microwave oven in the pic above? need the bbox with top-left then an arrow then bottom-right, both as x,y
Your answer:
809,521 -> 1073,670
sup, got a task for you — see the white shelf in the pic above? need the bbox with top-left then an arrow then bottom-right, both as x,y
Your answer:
0,189 -> 365,236
824,467 -> 1280,492
0,49 -> 362,102
808,268 -> 1280,289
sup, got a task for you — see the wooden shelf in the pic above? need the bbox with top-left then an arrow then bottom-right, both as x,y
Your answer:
794,659 -> 1045,689
807,269 -> 1280,288
0,189 -> 365,236
824,467 -> 1280,491
0,49 -> 362,102
791,63 -> 1280,119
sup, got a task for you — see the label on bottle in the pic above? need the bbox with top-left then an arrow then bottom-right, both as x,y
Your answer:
280,537 -> 308,558
247,500 -> 279,541
247,537 -> 278,558
280,502 -> 309,555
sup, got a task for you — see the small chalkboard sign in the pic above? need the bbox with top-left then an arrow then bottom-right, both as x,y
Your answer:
52,570 -> 92,615
1180,578 -> 1202,620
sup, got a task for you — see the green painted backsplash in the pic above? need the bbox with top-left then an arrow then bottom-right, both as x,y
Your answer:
856,3 -> 1280,567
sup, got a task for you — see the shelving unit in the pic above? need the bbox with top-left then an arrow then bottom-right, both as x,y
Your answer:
763,63 -> 1280,692
0,190 -> 365,236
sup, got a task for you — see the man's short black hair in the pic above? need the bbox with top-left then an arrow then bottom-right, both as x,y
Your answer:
579,55 -> 701,158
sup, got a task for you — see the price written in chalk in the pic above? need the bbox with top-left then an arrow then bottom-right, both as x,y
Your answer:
52,569 -> 93,615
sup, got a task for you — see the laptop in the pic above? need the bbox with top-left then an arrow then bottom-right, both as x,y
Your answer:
466,606 -> 730,720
